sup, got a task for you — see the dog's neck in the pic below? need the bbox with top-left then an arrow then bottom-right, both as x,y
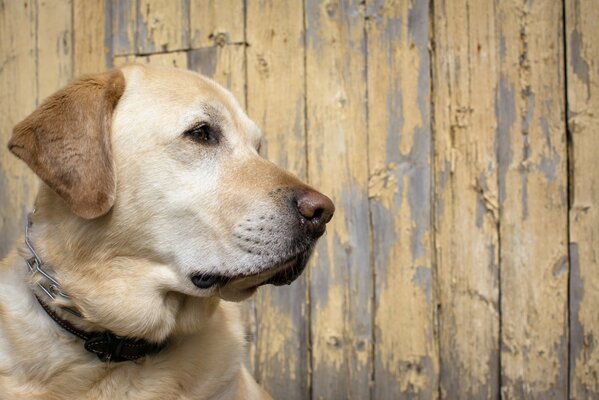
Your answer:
22,186 -> 222,346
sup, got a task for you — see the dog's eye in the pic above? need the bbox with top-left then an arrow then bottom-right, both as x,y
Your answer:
183,124 -> 219,145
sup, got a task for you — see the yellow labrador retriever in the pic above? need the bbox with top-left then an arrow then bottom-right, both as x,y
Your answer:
0,65 -> 334,399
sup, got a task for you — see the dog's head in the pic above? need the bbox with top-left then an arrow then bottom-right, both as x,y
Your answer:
8,65 -> 333,331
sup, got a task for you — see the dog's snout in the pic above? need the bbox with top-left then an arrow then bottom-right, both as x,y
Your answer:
295,189 -> 335,236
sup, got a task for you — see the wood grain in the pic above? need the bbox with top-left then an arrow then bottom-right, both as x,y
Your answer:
246,1 -> 308,398
111,0 -> 136,56
433,1 -> 500,398
305,1 -> 372,398
366,1 -> 437,398
497,2 -> 569,398
73,0 -> 109,74
567,0 -> 599,397
113,51 -> 188,69
190,0 -> 244,49
37,0 -> 72,101
136,0 -> 189,54
0,0 -> 39,260
1,2 -> 598,398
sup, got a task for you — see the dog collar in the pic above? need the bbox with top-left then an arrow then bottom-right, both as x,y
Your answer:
24,211 -> 167,363
35,294 -> 166,362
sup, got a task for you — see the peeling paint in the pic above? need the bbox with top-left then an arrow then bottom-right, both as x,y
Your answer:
0,168 -> 17,259
188,47 -> 218,79
305,0 -> 323,52
538,116 -> 560,183
412,266 -> 432,304
407,129 -> 430,261
3,0 -> 593,398
519,137 -> 529,220
496,75 -> 516,206
385,77 -> 404,164
136,0 -> 188,54
570,242 -> 588,394
570,29 -> 590,90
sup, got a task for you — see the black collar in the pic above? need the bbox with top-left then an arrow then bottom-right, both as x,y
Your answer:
35,295 -> 166,362
25,211 -> 166,363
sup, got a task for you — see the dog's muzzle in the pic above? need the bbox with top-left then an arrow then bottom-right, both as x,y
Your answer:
190,187 -> 334,291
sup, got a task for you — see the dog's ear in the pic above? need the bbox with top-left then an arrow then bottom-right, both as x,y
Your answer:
8,70 -> 125,219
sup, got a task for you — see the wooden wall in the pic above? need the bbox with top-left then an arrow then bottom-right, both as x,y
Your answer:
1,1 -> 598,398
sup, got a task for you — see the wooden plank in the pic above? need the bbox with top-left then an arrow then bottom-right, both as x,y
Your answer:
366,1 -> 437,398
432,1 -> 500,398
246,1 -> 308,398
189,0 -> 244,48
37,0 -> 73,101
113,51 -> 188,69
566,0 -> 599,397
111,0 -> 136,56
0,0 -> 39,259
188,45 -> 245,107
136,0 -> 189,54
497,2 -> 569,398
305,1 -> 371,398
73,0 -> 109,74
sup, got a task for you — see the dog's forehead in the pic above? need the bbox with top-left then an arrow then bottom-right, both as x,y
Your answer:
120,64 -> 261,143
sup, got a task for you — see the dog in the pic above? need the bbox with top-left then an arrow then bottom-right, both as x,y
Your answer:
0,65 -> 334,399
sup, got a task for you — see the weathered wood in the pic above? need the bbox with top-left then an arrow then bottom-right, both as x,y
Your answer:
136,0 -> 189,54
497,2 -> 569,398
433,1 -> 500,398
37,0 -> 73,101
73,0 -> 109,75
366,1 -> 437,398
4,2 -> 599,398
111,0 -> 136,56
188,0 -> 245,105
188,46 -> 245,108
0,0 -> 39,260
305,1 -> 371,399
190,0 -> 244,49
113,51 -> 188,69
246,1 -> 308,398
567,0 -> 599,397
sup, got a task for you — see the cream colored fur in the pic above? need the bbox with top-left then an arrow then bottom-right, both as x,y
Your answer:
0,65 -> 331,399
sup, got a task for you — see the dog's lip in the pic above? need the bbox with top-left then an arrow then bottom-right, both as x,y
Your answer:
260,250 -> 311,286
230,255 -> 300,287
220,247 -> 313,288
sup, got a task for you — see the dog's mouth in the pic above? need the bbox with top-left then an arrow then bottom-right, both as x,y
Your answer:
260,247 -> 313,286
190,246 -> 314,293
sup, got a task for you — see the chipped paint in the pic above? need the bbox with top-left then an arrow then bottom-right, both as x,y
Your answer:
567,0 -> 599,396
496,75 -> 516,206
412,266 -> 432,304
499,1 -> 569,397
188,47 -> 218,78
136,0 -> 188,54
2,0 -> 598,398
570,29 -> 590,90
306,0 -> 371,396
72,0 -> 109,74
111,0 -> 136,56
368,1 -> 437,398
434,0 -> 502,398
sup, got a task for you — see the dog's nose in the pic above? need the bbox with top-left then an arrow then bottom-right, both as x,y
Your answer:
295,189 -> 335,236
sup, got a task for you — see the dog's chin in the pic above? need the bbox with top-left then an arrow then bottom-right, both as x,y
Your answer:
214,247 -> 314,302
